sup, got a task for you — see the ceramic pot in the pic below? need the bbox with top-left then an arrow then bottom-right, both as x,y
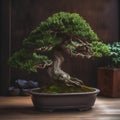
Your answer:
30,88 -> 100,111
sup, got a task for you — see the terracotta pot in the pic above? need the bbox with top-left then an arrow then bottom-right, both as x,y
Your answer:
98,67 -> 120,97
30,88 -> 100,111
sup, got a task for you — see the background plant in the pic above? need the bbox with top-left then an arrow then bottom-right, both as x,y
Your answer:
108,42 -> 120,68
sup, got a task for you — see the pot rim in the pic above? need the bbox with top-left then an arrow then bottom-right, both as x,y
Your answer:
30,87 -> 100,96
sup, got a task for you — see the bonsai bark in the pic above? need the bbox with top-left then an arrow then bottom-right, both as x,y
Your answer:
48,46 -> 84,87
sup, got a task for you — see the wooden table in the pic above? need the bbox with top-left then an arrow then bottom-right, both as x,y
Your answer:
0,96 -> 120,120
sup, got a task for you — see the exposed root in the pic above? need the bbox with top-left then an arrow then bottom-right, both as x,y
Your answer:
69,77 -> 84,86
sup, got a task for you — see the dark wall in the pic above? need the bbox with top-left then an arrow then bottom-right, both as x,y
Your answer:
0,0 -> 119,95
0,0 -> 11,95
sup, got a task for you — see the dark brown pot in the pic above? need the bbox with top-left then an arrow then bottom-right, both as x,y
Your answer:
30,88 -> 100,111
98,67 -> 120,97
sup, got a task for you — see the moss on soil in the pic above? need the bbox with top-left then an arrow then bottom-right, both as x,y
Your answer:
34,83 -> 94,93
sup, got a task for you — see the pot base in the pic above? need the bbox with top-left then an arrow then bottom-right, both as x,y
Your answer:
34,105 -> 92,112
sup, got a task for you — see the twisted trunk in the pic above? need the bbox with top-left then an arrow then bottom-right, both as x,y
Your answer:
47,50 -> 84,87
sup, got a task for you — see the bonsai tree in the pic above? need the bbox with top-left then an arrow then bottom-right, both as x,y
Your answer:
9,12 -> 110,92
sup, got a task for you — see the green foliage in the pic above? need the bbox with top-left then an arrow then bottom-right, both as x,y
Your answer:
23,12 -> 99,48
9,11 -> 109,72
92,41 -> 111,57
8,49 -> 52,72
108,42 -> 120,68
